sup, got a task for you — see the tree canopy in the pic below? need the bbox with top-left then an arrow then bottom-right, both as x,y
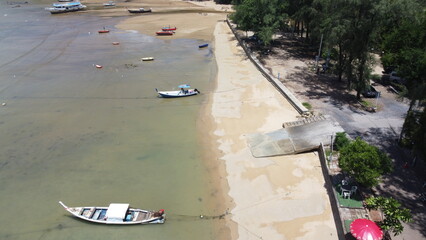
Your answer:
230,0 -> 288,45
338,137 -> 393,188
365,196 -> 412,236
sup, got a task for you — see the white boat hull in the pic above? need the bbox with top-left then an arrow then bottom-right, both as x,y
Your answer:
156,89 -> 199,98
59,201 -> 165,225
46,3 -> 86,14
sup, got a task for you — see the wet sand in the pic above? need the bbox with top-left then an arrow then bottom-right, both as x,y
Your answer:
209,18 -> 339,240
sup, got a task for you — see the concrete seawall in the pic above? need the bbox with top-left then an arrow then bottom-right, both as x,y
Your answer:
225,19 -> 309,115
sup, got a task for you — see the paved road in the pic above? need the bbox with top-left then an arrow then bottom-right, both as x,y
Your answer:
313,84 -> 426,239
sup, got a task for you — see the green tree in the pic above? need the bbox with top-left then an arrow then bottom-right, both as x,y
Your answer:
334,132 -> 351,150
365,196 -> 412,236
381,8 -> 426,154
230,0 -> 288,45
338,137 -> 393,188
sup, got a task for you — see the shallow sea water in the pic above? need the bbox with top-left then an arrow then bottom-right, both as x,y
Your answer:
0,4 -> 221,240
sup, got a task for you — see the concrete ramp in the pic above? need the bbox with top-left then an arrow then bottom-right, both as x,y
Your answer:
247,116 -> 344,157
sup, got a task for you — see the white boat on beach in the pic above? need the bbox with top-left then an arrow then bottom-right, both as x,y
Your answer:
45,1 -> 86,14
155,84 -> 200,98
59,201 -> 165,225
103,1 -> 115,7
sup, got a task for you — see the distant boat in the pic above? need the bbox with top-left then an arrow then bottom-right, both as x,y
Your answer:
103,1 -> 115,7
112,42 -> 120,45
127,8 -> 152,13
45,1 -> 86,14
98,29 -> 110,33
59,201 -> 165,225
155,85 -> 200,98
162,26 -> 177,31
198,43 -> 208,48
141,57 -> 154,61
95,64 -> 103,68
156,31 -> 173,36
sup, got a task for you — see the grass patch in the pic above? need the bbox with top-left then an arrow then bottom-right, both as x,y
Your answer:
360,100 -> 374,108
344,219 -> 354,233
334,184 -> 364,208
302,102 -> 312,110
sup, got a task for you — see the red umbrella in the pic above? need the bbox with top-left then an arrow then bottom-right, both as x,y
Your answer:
350,218 -> 383,240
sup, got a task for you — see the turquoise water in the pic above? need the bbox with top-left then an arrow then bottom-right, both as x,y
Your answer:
0,5 -> 223,240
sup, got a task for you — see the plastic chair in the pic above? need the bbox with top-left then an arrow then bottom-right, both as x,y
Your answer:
351,186 -> 358,195
343,191 -> 351,199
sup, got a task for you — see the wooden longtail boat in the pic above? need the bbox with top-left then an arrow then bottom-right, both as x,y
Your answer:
59,201 -> 165,225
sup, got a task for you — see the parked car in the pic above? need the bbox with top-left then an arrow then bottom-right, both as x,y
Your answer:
382,66 -> 396,74
389,71 -> 406,84
362,85 -> 379,98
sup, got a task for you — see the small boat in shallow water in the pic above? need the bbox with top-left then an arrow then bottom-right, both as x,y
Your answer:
156,31 -> 174,36
141,57 -> 154,61
198,43 -> 208,48
155,85 -> 200,98
98,29 -> 110,33
103,1 -> 115,7
59,201 -> 165,225
128,8 -> 152,13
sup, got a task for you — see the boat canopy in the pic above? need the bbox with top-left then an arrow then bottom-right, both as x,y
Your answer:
178,84 -> 191,88
53,2 -> 82,7
106,203 -> 129,220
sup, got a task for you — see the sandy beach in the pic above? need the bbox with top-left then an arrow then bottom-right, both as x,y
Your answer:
208,21 -> 339,239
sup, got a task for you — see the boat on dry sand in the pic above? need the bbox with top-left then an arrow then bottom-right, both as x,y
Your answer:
59,201 -> 165,225
156,31 -> 174,36
162,26 -> 177,31
45,1 -> 86,14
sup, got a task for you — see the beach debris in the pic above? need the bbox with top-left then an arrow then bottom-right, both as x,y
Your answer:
2,103 -> 6,106
112,42 -> 120,45
124,63 -> 137,69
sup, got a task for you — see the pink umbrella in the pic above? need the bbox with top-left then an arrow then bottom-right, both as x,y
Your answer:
350,218 -> 383,240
